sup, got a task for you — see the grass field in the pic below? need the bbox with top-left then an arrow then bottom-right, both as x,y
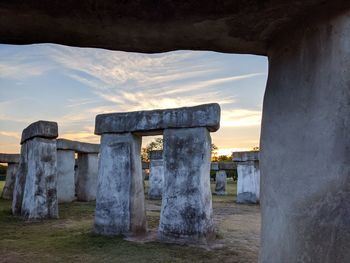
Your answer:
0,180 -> 260,263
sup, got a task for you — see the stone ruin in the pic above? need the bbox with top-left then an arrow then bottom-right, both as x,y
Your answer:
233,151 -> 260,204
94,103 -> 220,244
148,150 -> 164,200
12,121 -> 59,220
56,139 -> 99,202
0,153 -> 20,200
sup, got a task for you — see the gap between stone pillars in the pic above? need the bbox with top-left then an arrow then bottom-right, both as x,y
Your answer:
76,152 -> 99,201
158,127 -> 214,244
94,133 -> 147,236
1,163 -> 18,200
57,149 -> 76,203
260,10 -> 350,263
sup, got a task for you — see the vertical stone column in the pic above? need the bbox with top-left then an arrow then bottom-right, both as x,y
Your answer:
159,127 -> 214,244
215,170 -> 227,195
94,133 -> 147,236
260,11 -> 350,262
12,121 -> 58,220
2,163 -> 18,200
148,150 -> 164,200
76,152 -> 99,201
57,149 -> 76,203
236,160 -> 260,204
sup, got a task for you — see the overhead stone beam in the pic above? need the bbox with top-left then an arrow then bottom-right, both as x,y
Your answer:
0,153 -> 20,164
20,120 -> 58,144
57,138 -> 100,154
95,103 -> 220,135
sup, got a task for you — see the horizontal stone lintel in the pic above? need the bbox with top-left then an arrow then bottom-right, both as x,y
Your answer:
95,103 -> 220,135
210,162 -> 236,171
21,120 -> 58,144
57,138 -> 100,153
0,153 -> 20,163
232,151 -> 259,162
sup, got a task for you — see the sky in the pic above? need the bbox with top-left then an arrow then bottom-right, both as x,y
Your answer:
0,44 -> 267,156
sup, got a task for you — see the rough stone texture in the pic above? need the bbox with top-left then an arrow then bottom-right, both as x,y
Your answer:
210,162 -> 219,171
20,137 -> 58,220
232,151 -> 259,162
94,133 -> 147,236
236,161 -> 260,204
0,153 -> 20,163
57,149 -> 76,203
76,153 -> 99,201
141,161 -> 149,170
218,162 -> 236,170
1,163 -> 18,200
57,138 -> 99,153
215,170 -> 227,196
159,127 -> 214,244
0,1 -> 349,55
12,143 -> 29,215
20,120 -> 58,144
260,10 -> 350,263
148,151 -> 164,200
95,103 -> 220,135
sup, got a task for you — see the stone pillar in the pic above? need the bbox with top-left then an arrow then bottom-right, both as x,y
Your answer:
12,121 -> 58,220
148,150 -> 164,200
1,163 -> 18,200
260,11 -> 350,262
94,133 -> 147,236
57,149 -> 76,203
215,170 -> 227,195
76,152 -> 99,201
159,127 -> 214,244
236,160 -> 260,204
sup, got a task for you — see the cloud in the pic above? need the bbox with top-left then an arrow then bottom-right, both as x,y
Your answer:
221,109 -> 262,127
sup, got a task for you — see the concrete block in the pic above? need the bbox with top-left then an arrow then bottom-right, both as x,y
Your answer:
57,138 -> 100,153
20,120 -> 58,144
0,153 -> 20,164
237,161 -> 260,204
215,170 -> 227,195
159,127 -> 214,244
95,103 -> 220,135
94,133 -> 147,236
232,151 -> 259,162
57,149 -> 76,203
76,153 -> 99,201
1,163 -> 18,200
148,157 -> 164,200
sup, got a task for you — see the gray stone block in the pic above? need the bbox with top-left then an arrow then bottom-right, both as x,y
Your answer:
20,120 -> 58,144
57,149 -> 76,203
94,133 -> 147,236
76,153 -> 99,201
215,170 -> 227,196
149,150 -> 163,160
218,162 -> 236,170
95,103 -> 220,135
232,151 -> 259,162
159,127 -> 214,244
1,163 -> 18,200
210,162 -> 219,171
20,137 -> 58,220
148,159 -> 164,200
236,161 -> 260,204
56,138 -> 100,153
0,153 -> 20,164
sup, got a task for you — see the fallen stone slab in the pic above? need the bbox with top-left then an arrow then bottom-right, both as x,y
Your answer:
57,138 -> 100,153
20,120 -> 58,144
0,153 -> 20,163
95,103 -> 220,135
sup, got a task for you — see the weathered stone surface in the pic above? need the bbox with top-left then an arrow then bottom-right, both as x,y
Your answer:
148,151 -> 164,200
57,149 -> 76,203
94,133 -> 147,235
210,162 -> 219,171
260,10 -> 350,263
218,162 -> 236,170
76,153 -> 99,201
141,161 -> 149,170
20,120 -> 58,144
57,138 -> 99,153
0,1 -> 348,55
236,161 -> 260,204
0,153 -> 20,163
1,163 -> 18,200
232,151 -> 259,162
95,103 -> 220,135
21,137 -> 58,220
12,143 -> 28,215
215,170 -> 227,196
159,127 -> 214,244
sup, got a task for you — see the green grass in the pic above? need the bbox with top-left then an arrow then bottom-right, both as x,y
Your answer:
0,181 -> 4,196
0,181 -> 238,263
